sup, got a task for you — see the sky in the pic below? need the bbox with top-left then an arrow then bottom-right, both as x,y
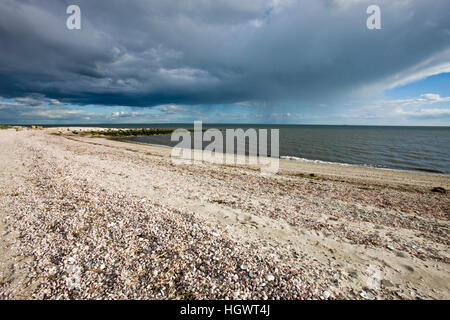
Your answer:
0,0 -> 449,125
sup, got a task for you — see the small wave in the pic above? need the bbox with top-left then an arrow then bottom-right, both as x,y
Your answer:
410,167 -> 445,174
280,156 -> 356,167
280,155 -> 449,176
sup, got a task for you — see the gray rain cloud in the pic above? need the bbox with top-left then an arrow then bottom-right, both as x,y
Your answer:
0,0 -> 449,107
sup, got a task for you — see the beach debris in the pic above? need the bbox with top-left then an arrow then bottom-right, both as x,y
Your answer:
431,187 -> 446,194
404,265 -> 415,272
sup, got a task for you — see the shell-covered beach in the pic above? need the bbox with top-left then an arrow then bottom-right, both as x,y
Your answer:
0,127 -> 449,299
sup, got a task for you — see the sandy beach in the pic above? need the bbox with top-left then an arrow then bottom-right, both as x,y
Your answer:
0,127 -> 448,299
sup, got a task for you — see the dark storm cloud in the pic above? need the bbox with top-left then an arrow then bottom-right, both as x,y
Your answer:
0,0 -> 449,107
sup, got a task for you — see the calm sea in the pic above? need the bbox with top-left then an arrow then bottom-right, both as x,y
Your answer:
47,124 -> 450,175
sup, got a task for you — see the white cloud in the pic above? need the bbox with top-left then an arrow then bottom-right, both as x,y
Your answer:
343,93 -> 450,123
7,96 -> 62,107
158,104 -> 189,114
383,50 -> 450,90
393,93 -> 450,107
396,108 -> 450,117
110,111 -> 141,119
20,109 -> 90,119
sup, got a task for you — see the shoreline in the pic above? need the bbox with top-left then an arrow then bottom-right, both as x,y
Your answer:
43,126 -> 450,190
121,138 -> 450,177
1,127 -> 448,299
49,126 -> 450,178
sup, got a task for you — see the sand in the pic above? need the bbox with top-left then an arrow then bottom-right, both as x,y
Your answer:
0,127 -> 448,299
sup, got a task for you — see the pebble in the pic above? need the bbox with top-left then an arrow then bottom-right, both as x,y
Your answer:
381,279 -> 394,287
360,291 -> 369,299
265,275 -> 275,281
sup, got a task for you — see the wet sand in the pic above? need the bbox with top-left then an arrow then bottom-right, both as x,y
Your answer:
0,127 -> 448,299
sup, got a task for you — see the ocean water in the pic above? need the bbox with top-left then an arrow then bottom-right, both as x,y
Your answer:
47,124 -> 450,174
